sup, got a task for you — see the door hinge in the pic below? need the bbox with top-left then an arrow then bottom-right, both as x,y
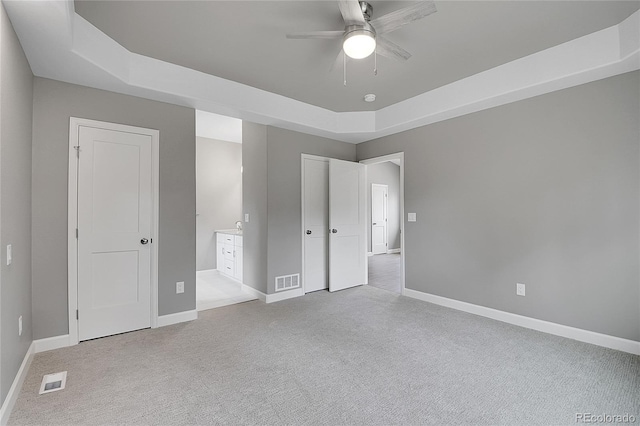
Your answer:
76,310 -> 79,320
76,228 -> 78,239
73,145 -> 80,158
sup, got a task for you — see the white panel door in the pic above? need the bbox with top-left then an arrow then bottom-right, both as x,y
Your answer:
77,126 -> 152,341
329,159 -> 366,292
371,184 -> 388,255
303,157 -> 329,293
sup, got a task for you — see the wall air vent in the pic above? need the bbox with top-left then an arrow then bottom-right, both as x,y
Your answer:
275,273 -> 300,292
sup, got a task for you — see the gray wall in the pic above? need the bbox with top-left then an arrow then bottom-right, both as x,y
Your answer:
265,127 -> 356,294
357,71 -> 640,342
366,162 -> 401,252
196,137 -> 242,271
32,78 -> 196,339
242,122 -> 268,293
0,3 -> 33,404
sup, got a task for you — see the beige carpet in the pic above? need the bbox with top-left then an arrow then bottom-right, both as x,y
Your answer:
9,286 -> 640,425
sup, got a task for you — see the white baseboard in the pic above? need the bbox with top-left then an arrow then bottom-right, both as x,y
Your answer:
34,335 -> 70,353
0,342 -> 34,426
157,310 -> 198,327
241,284 -> 267,302
403,289 -> 640,356
387,248 -> 401,254
266,287 -> 304,303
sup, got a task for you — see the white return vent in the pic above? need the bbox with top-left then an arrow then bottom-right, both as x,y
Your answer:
275,273 -> 300,292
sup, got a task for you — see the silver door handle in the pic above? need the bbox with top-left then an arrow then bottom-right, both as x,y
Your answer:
331,229 -> 338,234
140,238 -> 149,245
373,222 -> 377,225
306,230 -> 312,235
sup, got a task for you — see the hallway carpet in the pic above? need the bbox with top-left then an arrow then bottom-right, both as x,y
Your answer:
368,253 -> 401,294
10,286 -> 639,425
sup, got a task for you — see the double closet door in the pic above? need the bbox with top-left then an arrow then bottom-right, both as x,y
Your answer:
302,155 -> 367,293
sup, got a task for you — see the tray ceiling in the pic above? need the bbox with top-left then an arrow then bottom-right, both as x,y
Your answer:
75,1 -> 640,112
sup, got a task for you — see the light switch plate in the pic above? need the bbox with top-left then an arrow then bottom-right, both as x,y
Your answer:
408,213 -> 417,222
245,213 -> 250,222
6,244 -> 12,265
176,281 -> 185,294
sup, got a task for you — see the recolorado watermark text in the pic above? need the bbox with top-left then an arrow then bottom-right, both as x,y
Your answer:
576,413 -> 636,423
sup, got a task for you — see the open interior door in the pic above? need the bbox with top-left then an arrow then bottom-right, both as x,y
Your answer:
329,158 -> 366,292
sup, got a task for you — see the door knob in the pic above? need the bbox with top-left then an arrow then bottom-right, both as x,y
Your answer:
331,229 -> 338,234
306,230 -> 312,235
140,238 -> 149,245
373,222 -> 377,225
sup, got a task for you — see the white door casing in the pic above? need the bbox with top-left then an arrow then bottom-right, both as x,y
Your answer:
302,156 -> 329,293
329,158 -> 367,292
69,118 -> 159,345
371,184 -> 388,255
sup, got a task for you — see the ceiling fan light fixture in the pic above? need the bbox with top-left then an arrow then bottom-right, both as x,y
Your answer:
343,25 -> 376,59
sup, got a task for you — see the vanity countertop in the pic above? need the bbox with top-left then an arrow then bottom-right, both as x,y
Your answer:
216,229 -> 243,236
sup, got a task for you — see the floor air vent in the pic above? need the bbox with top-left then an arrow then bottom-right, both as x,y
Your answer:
39,371 -> 67,395
275,273 -> 300,292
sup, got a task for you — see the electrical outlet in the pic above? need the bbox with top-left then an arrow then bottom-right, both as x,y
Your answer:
408,213 -> 417,222
516,283 -> 526,296
18,316 -> 23,336
6,244 -> 12,265
176,281 -> 184,294
245,213 -> 250,223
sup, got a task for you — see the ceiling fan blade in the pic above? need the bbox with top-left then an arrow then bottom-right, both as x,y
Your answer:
376,36 -> 412,62
369,1 -> 437,34
286,31 -> 344,39
338,0 -> 366,26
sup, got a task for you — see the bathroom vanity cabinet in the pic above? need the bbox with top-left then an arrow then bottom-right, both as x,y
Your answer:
216,230 -> 243,282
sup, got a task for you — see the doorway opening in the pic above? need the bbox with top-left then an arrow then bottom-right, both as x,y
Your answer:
195,111 -> 255,311
361,153 -> 405,295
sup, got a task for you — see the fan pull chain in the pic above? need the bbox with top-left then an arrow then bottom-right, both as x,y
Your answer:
374,50 -> 377,76
343,53 -> 347,86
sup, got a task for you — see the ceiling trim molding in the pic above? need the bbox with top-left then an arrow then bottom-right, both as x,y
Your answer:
5,1 -> 639,144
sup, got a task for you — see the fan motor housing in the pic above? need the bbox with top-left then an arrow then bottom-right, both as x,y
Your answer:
360,1 -> 373,21
344,23 -> 376,41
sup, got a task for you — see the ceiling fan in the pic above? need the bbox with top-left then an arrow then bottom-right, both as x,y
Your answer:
286,0 -> 437,68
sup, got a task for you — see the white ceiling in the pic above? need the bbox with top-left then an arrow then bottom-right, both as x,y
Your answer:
5,1 -> 639,143
74,1 -> 640,112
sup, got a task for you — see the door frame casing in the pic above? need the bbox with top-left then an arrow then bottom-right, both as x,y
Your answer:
67,117 -> 160,346
360,153 -> 406,295
371,183 -> 389,255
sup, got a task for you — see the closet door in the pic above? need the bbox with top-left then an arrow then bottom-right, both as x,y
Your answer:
302,157 -> 329,293
328,159 -> 366,292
